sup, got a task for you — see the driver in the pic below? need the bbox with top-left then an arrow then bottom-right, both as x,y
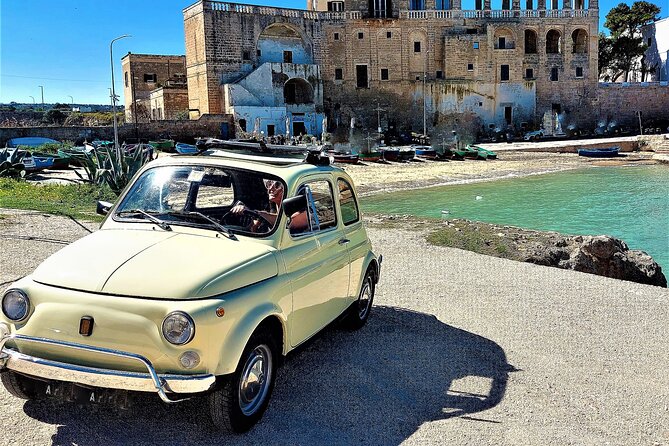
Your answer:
230,179 -> 308,233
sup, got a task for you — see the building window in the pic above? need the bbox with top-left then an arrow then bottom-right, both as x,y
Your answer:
502,0 -> 510,8
144,73 -> 157,83
498,37 -> 506,49
381,68 -> 389,80
436,70 -> 443,79
334,32 -> 340,40
371,0 -> 389,18
356,65 -> 369,88
387,31 -> 392,38
242,51 -> 250,61
414,41 -> 421,52
473,42 -> 479,49
257,49 -> 262,57
546,30 -> 561,54
501,65 -> 510,81
572,29 -> 588,54
239,119 -> 247,132
575,67 -> 583,78
335,68 -> 343,80
467,63 -> 474,71
358,32 -> 364,39
647,37 -> 652,47
124,72 -> 128,87
525,29 -> 537,54
409,0 -> 425,9
550,67 -> 559,81
327,1 -> 344,11
525,68 -> 534,79
283,51 -> 293,63
466,28 -> 477,34
435,0 -> 449,9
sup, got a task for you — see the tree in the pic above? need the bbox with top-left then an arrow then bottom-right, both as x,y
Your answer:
600,1 -> 661,81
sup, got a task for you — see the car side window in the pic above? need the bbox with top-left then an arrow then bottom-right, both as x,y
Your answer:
337,179 -> 359,225
290,180 -> 337,236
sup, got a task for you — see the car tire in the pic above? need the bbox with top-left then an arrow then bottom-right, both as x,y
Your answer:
344,271 -> 375,330
1,371 -> 38,400
208,328 -> 278,433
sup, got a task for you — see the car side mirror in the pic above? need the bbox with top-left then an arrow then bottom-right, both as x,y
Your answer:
282,194 -> 307,217
97,200 -> 113,216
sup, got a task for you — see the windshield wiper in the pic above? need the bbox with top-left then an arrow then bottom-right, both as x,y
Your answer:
166,210 -> 236,240
116,209 -> 172,231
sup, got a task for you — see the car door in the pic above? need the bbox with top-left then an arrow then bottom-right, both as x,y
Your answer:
282,177 -> 351,347
336,177 -> 369,302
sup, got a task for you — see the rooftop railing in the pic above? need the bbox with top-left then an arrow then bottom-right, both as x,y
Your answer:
203,0 -> 591,20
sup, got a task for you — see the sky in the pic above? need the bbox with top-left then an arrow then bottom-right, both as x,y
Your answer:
0,0 -> 665,105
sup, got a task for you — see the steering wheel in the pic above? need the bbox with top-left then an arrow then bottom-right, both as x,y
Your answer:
223,209 -> 272,233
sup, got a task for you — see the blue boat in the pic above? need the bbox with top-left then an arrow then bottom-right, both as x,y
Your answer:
412,145 -> 438,159
175,142 -> 199,154
577,147 -> 620,158
6,137 -> 60,147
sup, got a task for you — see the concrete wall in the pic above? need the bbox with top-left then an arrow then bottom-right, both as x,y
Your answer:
230,106 -> 324,136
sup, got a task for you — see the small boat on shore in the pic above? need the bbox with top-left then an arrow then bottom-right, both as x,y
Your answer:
149,139 -> 176,151
467,145 -> 497,160
578,147 -> 620,158
398,147 -> 415,161
413,145 -> 438,159
379,147 -> 400,161
358,151 -> 381,163
330,152 -> 359,164
175,142 -> 199,154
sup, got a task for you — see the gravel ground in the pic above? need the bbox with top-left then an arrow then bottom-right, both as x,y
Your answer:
0,209 -> 668,445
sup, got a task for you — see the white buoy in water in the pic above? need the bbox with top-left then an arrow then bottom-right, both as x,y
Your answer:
441,209 -> 449,219
475,195 -> 483,200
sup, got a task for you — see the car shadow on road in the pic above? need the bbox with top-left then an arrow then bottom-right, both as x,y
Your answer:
22,305 -> 515,446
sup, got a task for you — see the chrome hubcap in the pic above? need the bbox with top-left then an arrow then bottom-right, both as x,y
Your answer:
238,344 -> 272,416
358,279 -> 372,319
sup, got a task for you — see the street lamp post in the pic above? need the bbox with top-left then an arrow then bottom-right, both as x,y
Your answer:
29,96 -> 35,105
38,85 -> 44,109
68,95 -> 74,106
110,34 -> 131,156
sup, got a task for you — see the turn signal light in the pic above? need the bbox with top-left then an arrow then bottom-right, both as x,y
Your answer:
215,307 -> 225,318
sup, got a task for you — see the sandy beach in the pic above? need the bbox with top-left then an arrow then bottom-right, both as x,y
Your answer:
343,150 -> 659,195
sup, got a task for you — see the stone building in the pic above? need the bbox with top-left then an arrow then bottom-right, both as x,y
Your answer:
181,0 -> 666,137
642,17 -> 668,82
121,53 -> 188,122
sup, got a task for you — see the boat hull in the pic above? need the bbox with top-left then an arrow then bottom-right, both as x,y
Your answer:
577,147 -> 619,158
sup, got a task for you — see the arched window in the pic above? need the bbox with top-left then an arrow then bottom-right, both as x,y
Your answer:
572,29 -> 588,54
546,30 -> 561,54
284,78 -> 314,104
525,30 -> 537,54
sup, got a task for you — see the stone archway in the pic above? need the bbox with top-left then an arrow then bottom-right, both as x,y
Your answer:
284,78 -> 314,104
257,23 -> 312,65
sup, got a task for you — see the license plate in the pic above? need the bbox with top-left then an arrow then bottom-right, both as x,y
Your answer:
36,380 -> 130,408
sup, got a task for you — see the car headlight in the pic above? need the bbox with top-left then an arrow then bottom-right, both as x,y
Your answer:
2,289 -> 30,322
162,312 -> 195,345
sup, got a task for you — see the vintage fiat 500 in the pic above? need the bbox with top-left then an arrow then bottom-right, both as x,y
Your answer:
0,151 -> 381,432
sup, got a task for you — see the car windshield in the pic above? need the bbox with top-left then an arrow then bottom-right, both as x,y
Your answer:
115,165 -> 286,236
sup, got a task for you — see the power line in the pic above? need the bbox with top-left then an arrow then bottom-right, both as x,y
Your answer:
1,74 -> 108,84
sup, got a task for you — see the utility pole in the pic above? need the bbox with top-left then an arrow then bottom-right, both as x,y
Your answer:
132,70 -> 139,141
110,34 -> 131,157
374,102 -> 385,135
423,49 -> 429,140
637,111 -> 643,135
68,95 -> 74,107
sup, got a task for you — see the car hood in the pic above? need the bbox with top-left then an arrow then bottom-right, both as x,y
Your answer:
32,229 -> 278,299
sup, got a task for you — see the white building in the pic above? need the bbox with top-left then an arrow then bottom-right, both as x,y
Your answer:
641,17 -> 669,82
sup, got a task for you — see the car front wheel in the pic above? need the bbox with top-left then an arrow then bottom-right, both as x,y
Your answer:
344,271 -> 375,330
1,371 -> 38,400
208,328 -> 278,433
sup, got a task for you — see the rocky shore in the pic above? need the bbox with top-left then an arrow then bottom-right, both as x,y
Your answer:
367,214 -> 666,288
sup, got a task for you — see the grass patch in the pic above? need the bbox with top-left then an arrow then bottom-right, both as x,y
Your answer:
427,223 -> 522,260
0,178 -> 116,222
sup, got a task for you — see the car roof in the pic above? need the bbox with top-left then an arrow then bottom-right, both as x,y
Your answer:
145,151 -> 348,186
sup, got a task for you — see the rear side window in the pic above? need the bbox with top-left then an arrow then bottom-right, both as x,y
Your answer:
337,179 -> 359,225
291,180 -> 336,235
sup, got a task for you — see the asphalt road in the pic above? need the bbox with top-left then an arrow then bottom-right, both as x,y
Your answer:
0,209 -> 667,445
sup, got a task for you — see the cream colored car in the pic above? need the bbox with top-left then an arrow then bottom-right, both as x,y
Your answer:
0,151 -> 381,432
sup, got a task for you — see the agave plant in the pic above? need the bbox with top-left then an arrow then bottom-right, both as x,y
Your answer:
0,148 -> 26,179
73,145 -> 152,195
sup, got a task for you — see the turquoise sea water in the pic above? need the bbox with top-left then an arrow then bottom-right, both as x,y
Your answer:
361,165 -> 669,271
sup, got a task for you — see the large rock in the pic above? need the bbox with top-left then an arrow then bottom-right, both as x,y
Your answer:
526,235 -> 666,288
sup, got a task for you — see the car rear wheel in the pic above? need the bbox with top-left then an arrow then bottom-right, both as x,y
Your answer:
208,328 -> 278,432
1,371 -> 38,400
344,271 -> 375,330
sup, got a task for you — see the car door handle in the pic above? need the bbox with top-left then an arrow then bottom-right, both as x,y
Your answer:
338,238 -> 350,245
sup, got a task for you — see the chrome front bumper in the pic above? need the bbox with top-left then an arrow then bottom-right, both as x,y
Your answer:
0,332 -> 215,403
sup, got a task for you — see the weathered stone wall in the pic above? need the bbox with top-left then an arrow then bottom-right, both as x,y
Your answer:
0,115 -> 233,146
596,83 -> 669,128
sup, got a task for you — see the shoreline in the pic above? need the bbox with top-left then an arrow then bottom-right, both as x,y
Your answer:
344,150 -> 660,196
